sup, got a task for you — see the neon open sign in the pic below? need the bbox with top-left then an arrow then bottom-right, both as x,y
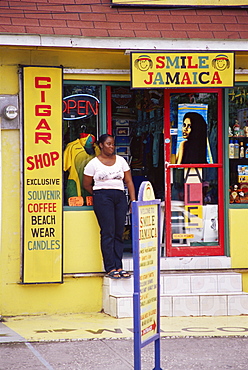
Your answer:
63,94 -> 99,120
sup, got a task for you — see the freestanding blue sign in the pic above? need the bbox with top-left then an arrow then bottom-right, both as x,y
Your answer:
132,181 -> 162,370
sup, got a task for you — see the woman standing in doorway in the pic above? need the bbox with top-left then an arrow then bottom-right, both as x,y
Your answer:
83,134 -> 136,279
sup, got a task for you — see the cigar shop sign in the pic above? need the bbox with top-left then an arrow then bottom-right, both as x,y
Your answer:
131,52 -> 235,89
22,66 -> 63,284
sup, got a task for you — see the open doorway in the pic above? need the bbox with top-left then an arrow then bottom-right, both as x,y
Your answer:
109,86 -> 165,252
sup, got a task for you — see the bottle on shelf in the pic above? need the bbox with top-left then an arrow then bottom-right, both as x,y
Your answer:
229,139 -> 234,159
240,142 -> 245,158
234,139 -> 239,159
245,143 -> 248,159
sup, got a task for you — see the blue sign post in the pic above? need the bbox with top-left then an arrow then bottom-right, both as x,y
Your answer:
132,181 -> 162,370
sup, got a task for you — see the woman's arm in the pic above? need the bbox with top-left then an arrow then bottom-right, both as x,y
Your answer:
83,174 -> 94,195
124,170 -> 136,202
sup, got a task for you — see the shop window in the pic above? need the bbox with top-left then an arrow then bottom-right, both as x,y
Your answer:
228,86 -> 248,204
63,84 -> 100,207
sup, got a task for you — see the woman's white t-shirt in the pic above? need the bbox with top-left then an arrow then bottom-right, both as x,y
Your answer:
84,155 -> 130,191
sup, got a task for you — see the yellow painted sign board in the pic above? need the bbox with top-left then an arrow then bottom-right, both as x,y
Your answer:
113,0 -> 246,6
139,204 -> 158,343
131,52 -> 234,89
22,66 -> 63,283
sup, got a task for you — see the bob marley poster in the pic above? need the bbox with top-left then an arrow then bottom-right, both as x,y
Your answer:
176,104 -> 213,164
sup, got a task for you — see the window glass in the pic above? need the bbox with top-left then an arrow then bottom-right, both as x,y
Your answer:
228,86 -> 248,204
63,84 -> 100,207
170,168 -> 219,247
169,92 -> 219,247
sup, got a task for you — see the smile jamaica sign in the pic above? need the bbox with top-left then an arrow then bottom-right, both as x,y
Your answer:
131,52 -> 234,89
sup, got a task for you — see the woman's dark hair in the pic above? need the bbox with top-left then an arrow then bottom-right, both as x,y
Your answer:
98,134 -> 114,146
182,112 -> 207,164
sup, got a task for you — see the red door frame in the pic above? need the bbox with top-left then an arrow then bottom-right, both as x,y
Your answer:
164,88 -> 224,257
106,86 -> 112,134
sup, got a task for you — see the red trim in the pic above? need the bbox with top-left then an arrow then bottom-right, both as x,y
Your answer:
106,86 -> 112,134
214,58 -> 228,60
169,164 -> 221,168
164,88 -> 224,257
217,89 -> 225,255
164,90 -> 172,256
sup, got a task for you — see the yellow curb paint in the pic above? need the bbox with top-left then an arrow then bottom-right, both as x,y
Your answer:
3,314 -> 248,342
4,314 -> 133,342
160,316 -> 248,337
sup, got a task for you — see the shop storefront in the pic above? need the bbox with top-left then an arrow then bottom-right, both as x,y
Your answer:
1,43 -> 248,316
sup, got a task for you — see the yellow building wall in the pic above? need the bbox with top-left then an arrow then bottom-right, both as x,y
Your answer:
229,209 -> 248,292
64,211 -> 102,273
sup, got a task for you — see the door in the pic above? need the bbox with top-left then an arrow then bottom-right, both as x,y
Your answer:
164,89 -> 224,257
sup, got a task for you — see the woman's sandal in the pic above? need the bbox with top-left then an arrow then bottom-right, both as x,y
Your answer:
106,270 -> 121,279
118,270 -> 131,279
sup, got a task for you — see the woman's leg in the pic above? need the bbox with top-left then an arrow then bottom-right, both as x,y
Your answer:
93,190 -> 116,273
113,190 -> 128,271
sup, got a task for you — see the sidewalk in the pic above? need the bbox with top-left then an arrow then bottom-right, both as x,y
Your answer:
1,313 -> 248,343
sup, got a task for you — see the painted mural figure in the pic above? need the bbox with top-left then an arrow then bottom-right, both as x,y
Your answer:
176,112 -> 207,164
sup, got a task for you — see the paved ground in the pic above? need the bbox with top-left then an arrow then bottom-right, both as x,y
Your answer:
1,314 -> 248,369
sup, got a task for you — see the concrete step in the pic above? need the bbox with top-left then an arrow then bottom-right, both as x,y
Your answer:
122,256 -> 232,272
102,272 -> 248,318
